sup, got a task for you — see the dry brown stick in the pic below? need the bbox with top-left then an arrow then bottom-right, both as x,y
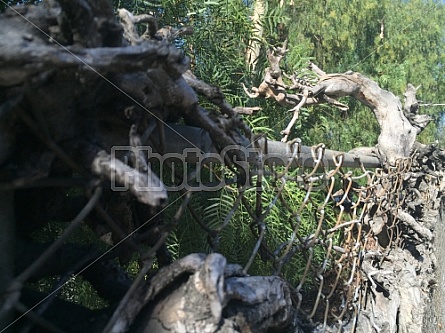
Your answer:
90,150 -> 167,207
280,88 -> 309,142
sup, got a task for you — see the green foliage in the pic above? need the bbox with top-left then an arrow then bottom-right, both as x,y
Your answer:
280,0 -> 445,145
166,165 -> 342,286
29,218 -> 110,310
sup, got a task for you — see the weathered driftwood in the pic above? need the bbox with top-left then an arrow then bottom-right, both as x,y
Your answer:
308,68 -> 431,165
91,150 -> 167,207
151,123 -> 382,169
243,45 -> 432,165
105,253 -> 296,333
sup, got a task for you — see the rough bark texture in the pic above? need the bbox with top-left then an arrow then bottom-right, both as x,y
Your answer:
129,254 -> 296,333
422,198 -> 445,332
1,1 -> 443,333
0,1 -> 284,332
349,148 -> 445,333
243,47 -> 432,165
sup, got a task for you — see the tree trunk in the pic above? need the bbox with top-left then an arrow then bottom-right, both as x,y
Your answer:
245,0 -> 265,72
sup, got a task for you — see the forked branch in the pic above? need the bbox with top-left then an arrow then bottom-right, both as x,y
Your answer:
243,42 -> 432,165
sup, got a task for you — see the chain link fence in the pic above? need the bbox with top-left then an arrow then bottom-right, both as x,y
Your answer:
2,119 -> 442,332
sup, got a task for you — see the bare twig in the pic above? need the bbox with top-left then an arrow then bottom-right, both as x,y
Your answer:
281,88 -> 309,142
308,62 -> 327,77
419,103 -> 445,107
233,106 -> 262,115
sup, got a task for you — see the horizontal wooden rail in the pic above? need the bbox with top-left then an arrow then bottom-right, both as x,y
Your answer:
153,124 -> 382,169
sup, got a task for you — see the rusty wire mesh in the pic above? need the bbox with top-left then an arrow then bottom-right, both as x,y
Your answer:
174,140 -> 416,331
2,134 -> 424,332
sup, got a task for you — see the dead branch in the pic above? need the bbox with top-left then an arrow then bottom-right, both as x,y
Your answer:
397,209 -> 433,240
118,9 -> 144,45
243,43 -> 432,164
105,253 -> 295,333
308,62 -> 327,77
90,150 -> 167,207
242,47 -> 348,142
403,84 -> 432,132
183,70 -> 226,103
0,40 -> 189,87
280,88 -> 309,142
233,106 -> 262,115
309,72 -> 419,164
